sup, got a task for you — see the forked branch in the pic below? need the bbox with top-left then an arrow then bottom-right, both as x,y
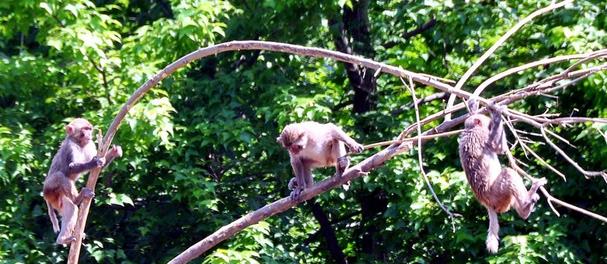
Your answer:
65,40 -> 607,264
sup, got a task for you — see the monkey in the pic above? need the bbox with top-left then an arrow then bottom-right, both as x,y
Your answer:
277,121 -> 364,200
42,118 -> 122,245
458,104 -> 547,253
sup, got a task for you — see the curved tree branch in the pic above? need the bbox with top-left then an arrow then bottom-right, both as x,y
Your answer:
66,40 -> 607,264
67,40 -> 460,263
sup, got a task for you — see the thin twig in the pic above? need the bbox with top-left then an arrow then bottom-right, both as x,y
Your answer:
540,125 -> 607,182
503,115 -> 529,157
402,77 -> 460,219
474,52 -> 600,96
66,40 -> 461,263
445,0 -> 572,120
363,129 -> 463,150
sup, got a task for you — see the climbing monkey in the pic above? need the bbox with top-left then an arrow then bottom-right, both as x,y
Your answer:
43,118 -> 122,244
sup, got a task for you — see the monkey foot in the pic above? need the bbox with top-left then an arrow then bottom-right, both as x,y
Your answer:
56,235 -> 76,245
531,193 -> 540,203
287,177 -> 298,190
533,177 -> 548,187
337,156 -> 349,174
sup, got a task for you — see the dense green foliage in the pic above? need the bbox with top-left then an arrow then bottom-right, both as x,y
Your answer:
1,0 -> 606,263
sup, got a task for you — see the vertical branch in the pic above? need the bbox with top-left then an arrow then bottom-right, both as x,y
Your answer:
67,130 -> 106,263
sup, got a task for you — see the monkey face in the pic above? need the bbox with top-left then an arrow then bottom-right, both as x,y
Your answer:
279,136 -> 306,155
66,118 -> 94,145
465,114 -> 490,129
277,127 -> 307,155
288,142 -> 305,155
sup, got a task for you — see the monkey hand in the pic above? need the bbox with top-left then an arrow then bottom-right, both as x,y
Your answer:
82,187 -> 95,199
490,103 -> 508,115
530,177 -> 547,193
290,187 -> 304,201
348,142 -> 364,154
109,145 -> 123,158
93,156 -> 106,168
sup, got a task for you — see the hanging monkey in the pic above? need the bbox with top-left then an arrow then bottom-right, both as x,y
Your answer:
458,103 -> 546,253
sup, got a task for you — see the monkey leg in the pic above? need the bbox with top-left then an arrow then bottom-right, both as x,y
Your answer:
332,140 -> 349,177
336,156 -> 350,177
57,196 -> 78,245
501,168 -> 545,219
43,172 -> 68,233
486,208 -> 500,254
302,164 -> 313,188
328,124 -> 364,153
45,200 -> 60,233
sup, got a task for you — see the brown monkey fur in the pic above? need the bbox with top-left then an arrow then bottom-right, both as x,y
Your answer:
43,118 -> 122,244
277,121 -> 364,200
459,107 -> 546,253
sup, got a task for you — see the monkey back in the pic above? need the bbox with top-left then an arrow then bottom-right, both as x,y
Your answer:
459,126 -> 494,204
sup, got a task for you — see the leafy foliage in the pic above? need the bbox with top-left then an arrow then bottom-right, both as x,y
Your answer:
0,0 -> 606,263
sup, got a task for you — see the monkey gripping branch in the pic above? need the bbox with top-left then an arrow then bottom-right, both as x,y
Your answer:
59,37 -> 607,264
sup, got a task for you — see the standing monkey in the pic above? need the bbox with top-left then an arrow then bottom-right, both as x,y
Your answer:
277,121 -> 364,200
43,118 -> 122,244
458,104 -> 546,253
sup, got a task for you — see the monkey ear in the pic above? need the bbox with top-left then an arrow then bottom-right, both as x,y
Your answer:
65,124 -> 75,135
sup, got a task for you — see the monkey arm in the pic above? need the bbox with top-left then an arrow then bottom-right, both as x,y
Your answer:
488,108 -> 508,154
67,157 -> 101,175
290,157 -> 306,189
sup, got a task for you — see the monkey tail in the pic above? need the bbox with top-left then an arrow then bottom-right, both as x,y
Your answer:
46,200 -> 60,233
486,208 -> 500,254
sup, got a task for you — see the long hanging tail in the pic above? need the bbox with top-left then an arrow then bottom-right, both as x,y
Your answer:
486,208 -> 500,254
46,200 -> 60,233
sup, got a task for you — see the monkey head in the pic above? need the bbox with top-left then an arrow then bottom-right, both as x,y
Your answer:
66,118 -> 94,146
277,124 -> 308,155
464,114 -> 491,130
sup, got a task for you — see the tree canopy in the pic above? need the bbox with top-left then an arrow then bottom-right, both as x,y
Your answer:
1,0 -> 606,263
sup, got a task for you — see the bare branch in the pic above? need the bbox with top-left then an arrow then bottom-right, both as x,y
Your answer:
541,125 -> 607,182
506,153 -> 607,222
67,40 -> 460,263
392,92 -> 448,115
475,49 -> 607,98
445,0 -> 572,120
509,123 -> 567,180
363,129 -> 463,150
401,77 -> 460,219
